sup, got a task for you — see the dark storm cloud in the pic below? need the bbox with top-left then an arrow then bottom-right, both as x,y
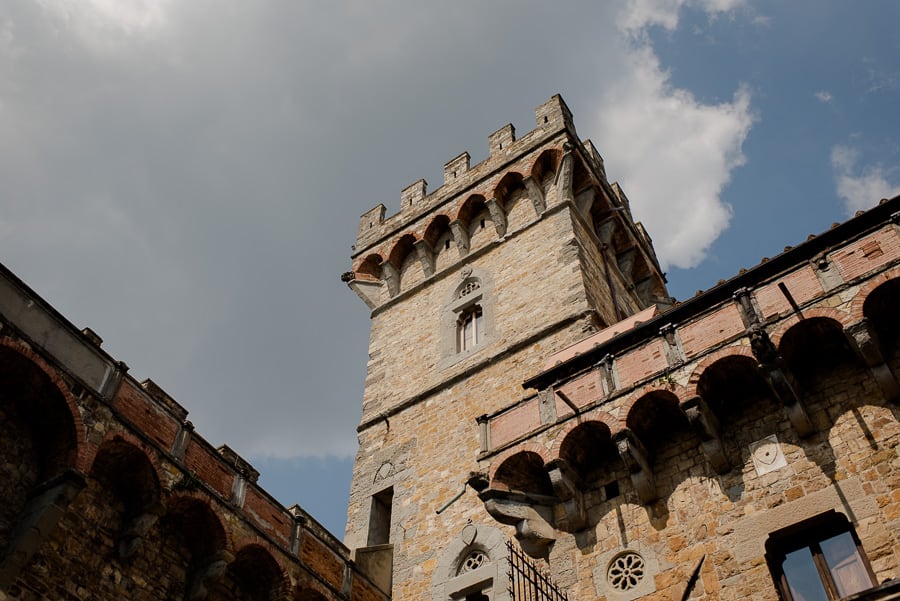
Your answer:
1,1 -> 752,457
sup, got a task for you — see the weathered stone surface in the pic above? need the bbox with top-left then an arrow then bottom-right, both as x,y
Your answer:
345,98 -> 900,601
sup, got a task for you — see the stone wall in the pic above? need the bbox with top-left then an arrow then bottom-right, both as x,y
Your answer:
344,97 -> 674,601
0,266 -> 389,601
345,95 -> 899,601
475,204 -> 900,600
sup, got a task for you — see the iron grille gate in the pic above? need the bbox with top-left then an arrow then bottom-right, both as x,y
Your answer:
506,540 -> 569,601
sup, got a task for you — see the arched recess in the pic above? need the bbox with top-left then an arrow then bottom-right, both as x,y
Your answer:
530,148 -> 560,188
355,254 -> 383,282
695,354 -> 774,423
387,234 -> 422,294
557,421 -> 622,488
424,215 -> 457,273
212,543 -> 290,601
491,451 -> 553,497
0,346 -> 79,481
89,436 -> 163,558
387,234 -> 416,272
492,172 -> 531,231
778,317 -> 862,388
164,494 -> 233,600
862,277 -> 900,363
571,154 -> 594,198
626,390 -> 693,468
456,194 -> 494,252
0,345 -> 85,588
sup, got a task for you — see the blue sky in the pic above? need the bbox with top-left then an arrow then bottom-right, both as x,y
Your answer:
1,1 -> 898,536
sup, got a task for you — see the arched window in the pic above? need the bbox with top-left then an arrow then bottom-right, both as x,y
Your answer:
458,305 -> 484,352
439,269 -> 496,369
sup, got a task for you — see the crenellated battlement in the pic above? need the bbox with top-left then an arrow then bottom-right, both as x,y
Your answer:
352,95 -> 577,253
346,94 -> 670,320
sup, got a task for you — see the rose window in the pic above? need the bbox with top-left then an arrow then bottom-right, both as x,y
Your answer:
607,551 -> 645,591
458,280 -> 481,298
458,550 -> 488,574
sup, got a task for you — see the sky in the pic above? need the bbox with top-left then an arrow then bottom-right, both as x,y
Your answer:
2,0 -> 899,537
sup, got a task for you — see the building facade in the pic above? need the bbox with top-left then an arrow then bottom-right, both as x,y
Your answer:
1,94 -> 897,601
0,266 -> 388,601
343,96 -> 900,601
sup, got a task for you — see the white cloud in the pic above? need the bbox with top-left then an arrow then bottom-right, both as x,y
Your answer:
831,145 -> 900,214
595,5 -> 755,269
36,0 -> 171,33
618,0 -> 744,34
0,0 -> 756,460
815,90 -> 833,103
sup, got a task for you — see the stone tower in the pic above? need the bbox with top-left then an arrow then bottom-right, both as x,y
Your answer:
342,95 -> 671,600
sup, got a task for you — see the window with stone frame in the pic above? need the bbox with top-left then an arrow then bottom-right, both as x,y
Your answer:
765,511 -> 876,601
439,269 -> 495,369
457,305 -> 484,352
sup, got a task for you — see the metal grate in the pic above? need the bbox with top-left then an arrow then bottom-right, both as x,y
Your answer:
506,540 -> 569,601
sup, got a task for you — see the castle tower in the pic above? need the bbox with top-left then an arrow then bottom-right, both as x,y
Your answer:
343,95 -> 671,600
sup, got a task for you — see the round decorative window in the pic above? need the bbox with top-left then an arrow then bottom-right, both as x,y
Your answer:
458,280 -> 481,298
607,551 -> 645,591
458,550 -> 488,574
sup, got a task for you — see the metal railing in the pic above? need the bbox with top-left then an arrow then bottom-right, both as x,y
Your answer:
506,540 -> 569,601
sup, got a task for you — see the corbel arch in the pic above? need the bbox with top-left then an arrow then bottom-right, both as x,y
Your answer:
424,214 -> 458,273
849,266 -> 900,322
548,411 -> 619,460
692,351 -> 772,418
685,345 -> 756,398
624,389 -> 690,445
0,342 -> 88,588
456,194 -> 496,251
860,275 -> 900,358
488,446 -> 552,495
222,542 -> 291,601
355,253 -> 383,282
528,148 -> 561,186
165,493 -> 232,557
88,434 -> 164,558
492,172 -> 530,231
0,340 -> 87,473
617,381 -> 692,422
776,315 -> 861,385
570,152 -> 595,198
769,307 -> 853,348
165,493 -> 233,600
554,418 -> 623,486
389,233 -> 426,293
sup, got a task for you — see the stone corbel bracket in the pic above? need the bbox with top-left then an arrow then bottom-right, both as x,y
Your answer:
486,198 -> 508,238
414,239 -> 436,278
479,489 -> 556,557
680,395 -> 730,474
343,272 -> 383,310
749,325 -> 815,437
0,469 -> 86,589
524,177 -> 546,216
545,458 -> 587,532
556,143 -> 575,205
118,501 -> 165,559
187,550 -> 235,601
380,260 -> 400,298
613,428 -> 657,504
845,318 -> 900,403
449,220 -> 470,256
